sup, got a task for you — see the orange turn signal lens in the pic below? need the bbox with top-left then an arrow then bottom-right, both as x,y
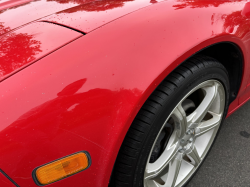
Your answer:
35,152 -> 90,185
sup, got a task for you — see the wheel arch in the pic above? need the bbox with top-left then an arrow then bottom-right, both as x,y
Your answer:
196,42 -> 244,104
108,40 -> 246,186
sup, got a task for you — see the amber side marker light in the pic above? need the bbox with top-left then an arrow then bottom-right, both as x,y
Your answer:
33,151 -> 90,185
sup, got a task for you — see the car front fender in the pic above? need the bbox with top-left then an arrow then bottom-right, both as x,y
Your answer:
0,1 -> 250,186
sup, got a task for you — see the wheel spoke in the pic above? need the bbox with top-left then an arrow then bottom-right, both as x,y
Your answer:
171,105 -> 188,138
195,112 -> 221,137
145,143 -> 179,180
187,83 -> 218,127
164,153 -> 183,187
186,145 -> 201,167
165,130 -> 179,150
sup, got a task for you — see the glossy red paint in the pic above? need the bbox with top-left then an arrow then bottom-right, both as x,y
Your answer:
0,22 -> 82,81
0,0 -> 96,35
40,0 -> 165,33
0,171 -> 16,187
1,0 -> 250,187
0,0 -> 33,11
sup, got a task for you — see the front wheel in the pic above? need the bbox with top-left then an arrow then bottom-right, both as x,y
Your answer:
112,56 -> 230,187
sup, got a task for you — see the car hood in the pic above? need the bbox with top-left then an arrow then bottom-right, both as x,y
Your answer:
40,0 -> 162,33
0,0 -> 160,36
0,0 -> 95,36
0,0 -> 161,82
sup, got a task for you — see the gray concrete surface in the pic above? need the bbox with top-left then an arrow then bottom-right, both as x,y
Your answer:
187,100 -> 250,187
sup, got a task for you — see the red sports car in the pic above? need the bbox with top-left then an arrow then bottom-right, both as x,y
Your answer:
1,0 -> 250,186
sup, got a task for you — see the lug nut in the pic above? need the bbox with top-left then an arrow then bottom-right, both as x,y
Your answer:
188,138 -> 193,143
180,139 -> 185,143
186,129 -> 193,135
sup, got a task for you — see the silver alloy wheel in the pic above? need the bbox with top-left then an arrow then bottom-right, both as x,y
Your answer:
144,80 -> 225,187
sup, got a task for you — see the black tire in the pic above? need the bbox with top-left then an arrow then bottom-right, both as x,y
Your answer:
111,55 -> 230,187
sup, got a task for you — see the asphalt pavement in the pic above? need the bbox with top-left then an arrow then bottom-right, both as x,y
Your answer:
186,100 -> 250,187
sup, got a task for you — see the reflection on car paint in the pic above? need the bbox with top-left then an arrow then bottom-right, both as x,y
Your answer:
0,22 -> 81,81
0,0 -> 84,33
40,0 -> 160,33
173,0 -> 245,10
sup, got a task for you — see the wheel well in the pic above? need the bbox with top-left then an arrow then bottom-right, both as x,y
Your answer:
109,42 -> 244,186
196,42 -> 243,103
